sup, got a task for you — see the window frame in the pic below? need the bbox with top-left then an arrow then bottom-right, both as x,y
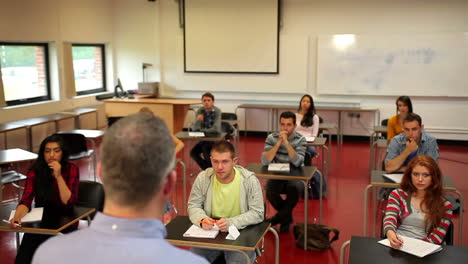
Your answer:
72,43 -> 107,96
0,42 -> 51,106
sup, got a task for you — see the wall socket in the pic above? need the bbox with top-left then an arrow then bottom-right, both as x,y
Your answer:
348,112 -> 361,118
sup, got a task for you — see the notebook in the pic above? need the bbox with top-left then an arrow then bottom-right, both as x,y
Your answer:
305,136 -> 316,142
183,224 -> 219,239
268,163 -> 290,172
378,235 -> 442,258
9,207 -> 43,223
188,132 -> 205,137
383,173 -> 404,183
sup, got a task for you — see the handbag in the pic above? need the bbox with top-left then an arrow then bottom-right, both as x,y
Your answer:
293,223 -> 340,251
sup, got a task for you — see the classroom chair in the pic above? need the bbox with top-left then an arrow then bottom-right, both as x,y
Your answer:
76,180 -> 105,225
58,133 -> 96,181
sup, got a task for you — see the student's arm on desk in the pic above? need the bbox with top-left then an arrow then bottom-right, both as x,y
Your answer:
227,176 -> 264,230
384,139 -> 416,173
187,173 -> 210,227
287,136 -> 306,167
261,134 -> 281,165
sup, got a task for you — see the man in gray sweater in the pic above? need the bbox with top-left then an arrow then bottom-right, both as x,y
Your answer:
188,140 -> 264,263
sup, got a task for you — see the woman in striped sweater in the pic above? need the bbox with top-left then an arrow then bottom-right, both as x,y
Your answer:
383,155 -> 453,249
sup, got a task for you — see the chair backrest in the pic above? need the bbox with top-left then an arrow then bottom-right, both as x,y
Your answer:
76,180 -> 105,217
381,118 -> 389,126
444,218 -> 454,245
221,112 -> 237,121
57,133 -> 88,154
221,121 -> 235,137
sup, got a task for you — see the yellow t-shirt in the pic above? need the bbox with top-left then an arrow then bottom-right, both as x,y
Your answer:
211,167 -> 242,219
387,114 -> 404,141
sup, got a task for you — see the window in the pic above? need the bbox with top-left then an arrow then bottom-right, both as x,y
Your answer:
72,44 -> 106,95
0,43 -> 51,106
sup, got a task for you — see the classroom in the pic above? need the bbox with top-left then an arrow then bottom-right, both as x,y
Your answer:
0,0 -> 467,263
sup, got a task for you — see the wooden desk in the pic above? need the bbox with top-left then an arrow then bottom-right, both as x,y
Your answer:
246,163 -> 320,250
346,236 -> 468,264
9,117 -> 58,151
103,98 -> 199,133
363,170 -> 464,245
0,123 -> 28,149
59,108 -> 98,130
175,131 -> 227,214
165,215 -> 279,264
0,203 -> 95,248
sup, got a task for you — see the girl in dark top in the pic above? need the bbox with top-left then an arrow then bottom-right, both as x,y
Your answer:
10,134 -> 80,264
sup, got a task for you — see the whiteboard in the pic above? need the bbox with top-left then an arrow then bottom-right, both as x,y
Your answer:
317,33 -> 468,97
184,0 -> 279,73
171,35 -> 308,93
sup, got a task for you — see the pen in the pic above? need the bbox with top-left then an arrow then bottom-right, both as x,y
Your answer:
198,220 -> 217,224
1,219 -> 21,227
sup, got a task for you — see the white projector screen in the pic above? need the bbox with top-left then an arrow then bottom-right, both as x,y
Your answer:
184,0 -> 279,74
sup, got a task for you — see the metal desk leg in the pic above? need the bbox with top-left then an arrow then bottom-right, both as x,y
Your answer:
302,180 -> 308,250
268,227 -> 280,264
177,160 -> 187,215
363,184 -> 373,236
318,170 -> 323,224
339,240 -> 351,264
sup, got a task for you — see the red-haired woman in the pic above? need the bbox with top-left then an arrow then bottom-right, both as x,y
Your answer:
383,155 -> 453,249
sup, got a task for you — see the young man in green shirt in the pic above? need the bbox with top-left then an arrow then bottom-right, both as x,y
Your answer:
188,140 -> 264,263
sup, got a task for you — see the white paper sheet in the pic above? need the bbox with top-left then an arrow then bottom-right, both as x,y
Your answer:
183,224 -> 219,239
9,207 -> 43,223
378,235 -> 442,258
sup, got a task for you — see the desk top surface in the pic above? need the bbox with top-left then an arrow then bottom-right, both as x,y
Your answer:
58,129 -> 106,139
348,236 -> 468,264
0,203 -> 95,235
0,123 -> 28,132
165,215 -> 270,251
175,131 -> 227,141
104,98 -> 200,105
0,148 -> 37,165
370,170 -> 455,190
246,163 -> 316,180
9,116 -> 59,126
307,137 -> 327,146
60,108 -> 97,115
374,126 -> 388,132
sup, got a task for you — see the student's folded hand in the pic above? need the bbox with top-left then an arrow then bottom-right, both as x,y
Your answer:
216,218 -> 228,232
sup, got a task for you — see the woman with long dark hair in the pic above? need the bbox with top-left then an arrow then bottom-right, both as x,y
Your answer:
10,134 -> 80,264
383,155 -> 453,249
295,94 -> 320,154
387,96 -> 413,141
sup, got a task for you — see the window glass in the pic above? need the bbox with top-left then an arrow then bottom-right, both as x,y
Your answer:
0,43 -> 50,105
72,44 -> 106,95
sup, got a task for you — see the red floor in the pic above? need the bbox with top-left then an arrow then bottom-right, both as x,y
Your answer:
1,136 -> 467,264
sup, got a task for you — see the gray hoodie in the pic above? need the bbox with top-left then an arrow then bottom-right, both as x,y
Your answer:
187,165 -> 264,229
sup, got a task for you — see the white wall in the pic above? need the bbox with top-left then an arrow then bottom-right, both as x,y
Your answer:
154,0 -> 468,140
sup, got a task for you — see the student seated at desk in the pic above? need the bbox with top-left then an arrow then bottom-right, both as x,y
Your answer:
384,155 -> 453,249
190,92 -> 222,170
261,111 -> 307,232
295,94 -> 320,157
387,96 -> 413,142
33,114 -> 207,264
188,140 -> 264,264
10,135 -> 80,264
385,113 -> 438,173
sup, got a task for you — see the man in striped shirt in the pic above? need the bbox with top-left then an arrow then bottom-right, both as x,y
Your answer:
261,111 -> 307,232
